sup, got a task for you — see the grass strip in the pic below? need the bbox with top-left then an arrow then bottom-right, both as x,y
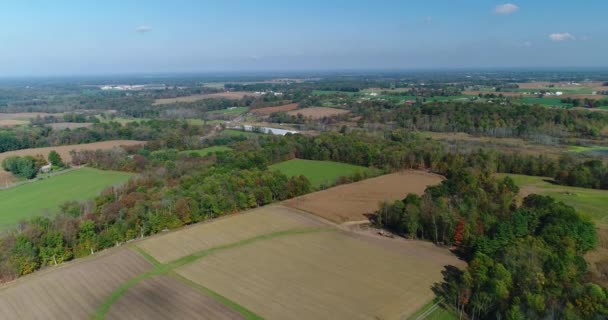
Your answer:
93,227 -> 332,319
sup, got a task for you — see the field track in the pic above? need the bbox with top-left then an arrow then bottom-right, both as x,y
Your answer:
284,170 -> 443,223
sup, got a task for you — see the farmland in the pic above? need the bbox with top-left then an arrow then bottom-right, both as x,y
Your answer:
0,119 -> 28,127
269,159 -> 371,188
286,107 -> 350,119
0,140 -> 145,165
208,107 -> 249,115
47,122 -> 93,130
0,168 -> 132,229
0,249 -> 152,319
252,103 -> 298,115
153,92 -> 252,105
499,173 -> 608,226
284,170 -> 444,223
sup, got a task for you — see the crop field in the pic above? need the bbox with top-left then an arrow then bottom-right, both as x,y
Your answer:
176,229 -> 462,320
517,97 -> 572,107
153,92 -> 252,105
0,112 -> 55,120
0,140 -> 144,165
0,168 -> 132,229
207,107 -> 249,115
137,205 -> 325,263
568,145 -> 608,156
220,129 -> 261,137
106,275 -> 244,320
499,174 -> 608,226
179,146 -> 232,157
286,106 -> 350,119
252,103 -> 299,115
284,170 -> 444,223
0,249 -> 152,319
269,159 -> 371,188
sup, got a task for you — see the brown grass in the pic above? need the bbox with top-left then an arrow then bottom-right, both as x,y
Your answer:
0,140 -> 145,165
107,275 -> 244,320
0,249 -> 152,319
284,171 -> 444,223
252,103 -> 299,115
48,122 -> 93,130
137,205 -> 326,263
0,112 -> 55,120
287,107 -> 350,119
153,92 -> 252,105
176,229 -> 463,320
0,119 -> 28,127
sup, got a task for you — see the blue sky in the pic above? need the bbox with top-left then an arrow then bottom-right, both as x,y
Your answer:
0,0 -> 606,75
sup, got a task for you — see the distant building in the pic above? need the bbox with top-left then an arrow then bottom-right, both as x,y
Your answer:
40,163 -> 52,173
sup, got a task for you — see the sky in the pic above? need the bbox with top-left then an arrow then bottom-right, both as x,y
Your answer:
0,0 -> 607,76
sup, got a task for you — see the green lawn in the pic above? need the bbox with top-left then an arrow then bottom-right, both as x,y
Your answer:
269,159 -> 371,188
179,146 -> 232,157
499,174 -> 608,227
208,107 -> 249,115
0,168 -> 132,229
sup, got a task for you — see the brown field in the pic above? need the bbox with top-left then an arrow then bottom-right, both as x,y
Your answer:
287,106 -> 350,119
0,119 -> 28,127
137,205 -> 326,263
252,103 -> 299,115
153,92 -> 252,105
0,140 -> 145,165
48,122 -> 93,130
176,229 -> 463,320
107,275 -> 244,320
0,112 -> 55,120
0,170 -> 16,186
284,170 -> 444,223
0,249 -> 152,319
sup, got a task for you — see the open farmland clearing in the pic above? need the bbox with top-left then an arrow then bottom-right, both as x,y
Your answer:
0,167 -> 132,229
0,249 -> 152,319
0,140 -> 144,165
252,103 -> 299,115
269,159 -> 372,188
106,275 -> 245,320
153,92 -> 252,105
176,229 -> 463,320
284,170 -> 443,223
0,119 -> 28,127
137,205 -> 326,263
47,122 -> 93,130
287,106 -> 350,119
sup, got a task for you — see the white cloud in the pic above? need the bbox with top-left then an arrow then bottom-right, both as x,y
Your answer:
549,33 -> 575,41
495,3 -> 519,15
135,25 -> 152,33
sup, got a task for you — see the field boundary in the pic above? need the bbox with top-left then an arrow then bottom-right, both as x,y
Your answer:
93,227 -> 333,319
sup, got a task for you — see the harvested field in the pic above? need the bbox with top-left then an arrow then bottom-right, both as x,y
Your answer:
284,171 -> 443,223
48,122 -> 93,130
0,140 -> 144,165
287,106 -> 350,119
153,92 -> 252,105
107,275 -> 244,320
252,103 -> 298,115
176,229 -> 463,320
0,112 -> 54,120
0,119 -> 28,127
0,249 -> 152,319
137,205 -> 326,263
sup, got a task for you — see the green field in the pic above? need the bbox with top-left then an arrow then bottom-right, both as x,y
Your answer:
208,107 -> 249,115
518,97 -> 572,107
312,90 -> 359,96
568,145 -> 608,155
179,146 -> 232,157
220,129 -> 261,137
408,300 -> 457,320
269,159 -> 371,188
499,174 -> 608,226
0,168 -> 132,229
